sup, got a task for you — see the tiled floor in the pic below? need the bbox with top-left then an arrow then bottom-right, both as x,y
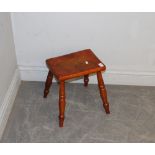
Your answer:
1,81 -> 155,143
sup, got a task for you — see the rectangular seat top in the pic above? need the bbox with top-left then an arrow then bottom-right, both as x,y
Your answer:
46,49 -> 106,80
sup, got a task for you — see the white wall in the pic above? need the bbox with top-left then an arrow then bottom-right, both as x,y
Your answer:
11,13 -> 155,85
0,13 -> 17,106
0,13 -> 20,138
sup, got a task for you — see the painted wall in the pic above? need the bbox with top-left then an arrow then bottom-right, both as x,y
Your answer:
0,13 -> 17,107
0,13 -> 21,138
11,12 -> 155,85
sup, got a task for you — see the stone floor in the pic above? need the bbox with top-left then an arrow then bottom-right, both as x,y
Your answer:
1,81 -> 155,143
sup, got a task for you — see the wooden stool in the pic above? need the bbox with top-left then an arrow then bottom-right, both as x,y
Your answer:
44,49 -> 110,127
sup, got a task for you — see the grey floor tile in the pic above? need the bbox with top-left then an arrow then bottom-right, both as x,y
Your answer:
63,137 -> 115,143
116,102 -> 139,121
1,82 -> 155,143
86,119 -> 129,142
80,138 -> 115,143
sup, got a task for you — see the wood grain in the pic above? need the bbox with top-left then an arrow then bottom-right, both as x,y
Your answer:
44,49 -> 110,127
97,71 -> 110,114
44,71 -> 53,98
59,81 -> 66,127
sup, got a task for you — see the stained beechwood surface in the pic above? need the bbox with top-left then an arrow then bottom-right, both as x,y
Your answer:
44,49 -> 110,127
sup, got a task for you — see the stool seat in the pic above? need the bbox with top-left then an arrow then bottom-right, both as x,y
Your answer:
46,49 -> 106,80
44,49 -> 110,127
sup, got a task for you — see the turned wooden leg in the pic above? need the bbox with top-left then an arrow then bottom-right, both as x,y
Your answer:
59,81 -> 66,127
97,71 -> 110,114
44,71 -> 53,98
84,74 -> 89,87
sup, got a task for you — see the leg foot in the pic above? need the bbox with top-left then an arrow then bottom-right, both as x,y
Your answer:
59,116 -> 65,127
59,81 -> 66,127
97,71 -> 110,114
44,71 -> 53,98
84,74 -> 89,87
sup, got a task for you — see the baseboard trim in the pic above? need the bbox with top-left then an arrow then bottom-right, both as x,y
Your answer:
0,69 -> 21,139
19,65 -> 155,86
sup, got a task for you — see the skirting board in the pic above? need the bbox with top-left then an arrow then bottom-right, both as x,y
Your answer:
19,65 -> 155,86
0,69 -> 21,139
